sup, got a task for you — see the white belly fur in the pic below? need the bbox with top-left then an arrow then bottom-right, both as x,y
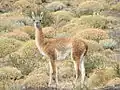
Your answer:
55,48 -> 71,60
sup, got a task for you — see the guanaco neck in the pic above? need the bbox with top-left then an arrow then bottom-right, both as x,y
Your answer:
35,27 -> 45,46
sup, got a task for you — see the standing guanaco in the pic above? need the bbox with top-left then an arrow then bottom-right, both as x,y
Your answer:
31,12 -> 88,87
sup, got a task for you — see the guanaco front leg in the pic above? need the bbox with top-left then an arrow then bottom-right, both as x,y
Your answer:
49,60 -> 58,86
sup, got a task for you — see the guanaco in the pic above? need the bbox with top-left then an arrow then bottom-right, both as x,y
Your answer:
31,12 -> 88,87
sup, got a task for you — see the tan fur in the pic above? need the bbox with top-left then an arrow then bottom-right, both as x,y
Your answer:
32,13 -> 88,87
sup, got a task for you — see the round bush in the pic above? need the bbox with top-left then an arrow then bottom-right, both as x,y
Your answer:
0,37 -> 23,58
75,28 -> 109,42
0,66 -> 22,81
58,61 -> 74,82
87,67 -> 117,89
75,0 -> 104,16
106,77 -> 120,86
85,53 -> 108,74
102,49 -> 115,58
60,22 -> 85,36
7,40 -> 43,75
45,1 -> 67,12
23,73 -> 49,88
14,0 -> 31,9
20,26 -> 35,39
83,40 -> 103,54
99,39 -> 117,50
42,27 -> 56,38
52,11 -> 74,27
23,67 -> 49,88
2,30 -> 30,41
111,2 -> 120,11
77,15 -> 108,29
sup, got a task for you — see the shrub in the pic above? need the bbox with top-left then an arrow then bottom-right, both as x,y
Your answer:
0,37 -> 23,58
2,30 -> 30,41
42,27 -> 56,38
85,53 -> 108,74
0,0 -> 18,12
52,11 -> 74,28
102,49 -> 115,58
79,1 -> 104,11
75,28 -> 109,42
77,15 -> 108,29
87,67 -> 117,89
111,2 -> 120,11
23,67 -> 49,88
0,66 -> 23,90
14,0 -> 31,9
59,22 -> 85,36
0,18 -> 16,33
83,40 -> 103,54
99,39 -> 117,50
23,73 -> 49,88
75,1 -> 104,17
14,0 -> 34,16
0,66 -> 22,81
45,1 -> 67,12
106,77 -> 120,86
58,61 -> 74,82
19,26 -> 35,39
7,40 -> 43,75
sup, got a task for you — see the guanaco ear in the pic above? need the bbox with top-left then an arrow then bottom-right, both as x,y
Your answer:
40,12 -> 44,19
31,12 -> 36,19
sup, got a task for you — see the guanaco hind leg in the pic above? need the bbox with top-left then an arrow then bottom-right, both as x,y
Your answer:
72,49 -> 86,87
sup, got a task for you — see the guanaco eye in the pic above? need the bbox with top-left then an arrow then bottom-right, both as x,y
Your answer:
39,20 -> 42,22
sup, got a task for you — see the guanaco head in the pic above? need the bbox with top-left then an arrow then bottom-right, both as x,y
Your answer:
31,12 -> 43,29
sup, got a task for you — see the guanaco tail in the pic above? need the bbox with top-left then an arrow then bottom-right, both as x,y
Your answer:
31,12 -> 88,87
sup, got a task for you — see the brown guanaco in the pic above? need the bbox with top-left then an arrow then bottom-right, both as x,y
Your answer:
31,12 -> 88,87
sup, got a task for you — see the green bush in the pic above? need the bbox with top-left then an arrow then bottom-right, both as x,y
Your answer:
99,39 -> 117,50
111,2 -> 120,11
0,37 -> 23,58
7,40 -> 44,75
73,15 -> 108,29
0,66 -> 22,81
52,11 -> 74,28
85,53 -> 108,74
58,61 -> 74,82
102,49 -> 115,58
106,77 -> 120,86
75,1 -> 104,17
84,40 -> 103,54
75,28 -> 109,42
23,67 -> 49,88
45,1 -> 67,12
2,30 -> 30,41
42,27 -> 56,38
0,18 -> 16,33
19,26 -> 35,39
87,67 -> 117,89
